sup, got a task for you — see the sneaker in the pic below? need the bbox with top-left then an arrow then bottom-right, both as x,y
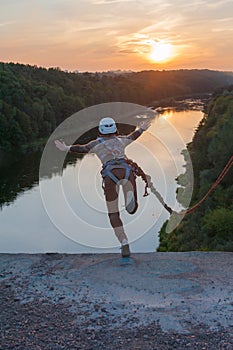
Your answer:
121,242 -> 130,258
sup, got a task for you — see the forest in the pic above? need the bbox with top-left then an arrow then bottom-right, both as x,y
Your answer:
1,61 -> 233,153
0,62 -> 233,251
158,85 -> 233,252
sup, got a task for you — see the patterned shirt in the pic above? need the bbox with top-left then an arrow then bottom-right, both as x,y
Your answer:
70,128 -> 144,164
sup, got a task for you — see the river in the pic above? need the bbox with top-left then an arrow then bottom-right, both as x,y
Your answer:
0,105 -> 204,253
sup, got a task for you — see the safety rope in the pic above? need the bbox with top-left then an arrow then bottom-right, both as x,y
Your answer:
127,159 -> 174,214
184,155 -> 233,215
149,182 -> 174,215
130,155 -> 233,216
126,159 -> 151,197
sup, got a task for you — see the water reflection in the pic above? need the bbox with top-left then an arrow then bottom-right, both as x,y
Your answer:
0,152 -> 41,209
0,108 -> 203,253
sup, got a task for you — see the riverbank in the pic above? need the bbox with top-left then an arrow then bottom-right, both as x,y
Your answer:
151,94 -> 210,114
1,252 -> 233,349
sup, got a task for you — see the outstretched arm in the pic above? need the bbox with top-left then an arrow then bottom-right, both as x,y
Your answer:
126,120 -> 151,141
54,139 -> 98,154
55,140 -> 70,151
138,120 -> 151,131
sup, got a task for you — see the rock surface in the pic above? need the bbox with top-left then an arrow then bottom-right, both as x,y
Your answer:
1,252 -> 233,349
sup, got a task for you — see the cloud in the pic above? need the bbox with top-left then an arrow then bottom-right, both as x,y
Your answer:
212,17 -> 233,32
117,33 -> 177,61
0,0 -> 232,71
207,0 -> 233,8
0,21 -> 16,27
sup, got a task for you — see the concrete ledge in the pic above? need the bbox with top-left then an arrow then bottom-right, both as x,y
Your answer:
1,252 -> 233,335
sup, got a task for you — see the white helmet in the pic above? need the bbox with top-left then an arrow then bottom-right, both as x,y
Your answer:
99,117 -> 117,134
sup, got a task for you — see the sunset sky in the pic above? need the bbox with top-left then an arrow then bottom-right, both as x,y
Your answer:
1,0 -> 233,72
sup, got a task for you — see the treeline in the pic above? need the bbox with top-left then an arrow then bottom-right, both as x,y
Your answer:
0,61 -> 233,153
158,86 -> 233,252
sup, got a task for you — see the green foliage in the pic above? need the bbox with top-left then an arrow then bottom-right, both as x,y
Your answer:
203,208 -> 233,240
158,87 -> 233,251
0,62 -> 233,153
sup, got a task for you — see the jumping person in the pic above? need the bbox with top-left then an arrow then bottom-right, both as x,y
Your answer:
55,117 -> 151,257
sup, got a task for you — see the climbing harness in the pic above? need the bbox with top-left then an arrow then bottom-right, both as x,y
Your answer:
99,133 -> 233,217
101,158 -> 132,190
103,155 -> 233,216
98,135 -> 176,206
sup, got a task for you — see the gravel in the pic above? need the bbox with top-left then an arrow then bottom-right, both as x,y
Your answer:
0,252 -> 233,349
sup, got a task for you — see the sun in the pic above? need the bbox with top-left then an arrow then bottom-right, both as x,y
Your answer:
149,41 -> 174,63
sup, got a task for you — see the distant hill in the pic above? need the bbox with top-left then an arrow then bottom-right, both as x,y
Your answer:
0,62 -> 233,153
158,86 -> 233,252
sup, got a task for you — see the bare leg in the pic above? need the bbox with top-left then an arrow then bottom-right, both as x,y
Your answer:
104,169 -> 128,244
122,171 -> 138,214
